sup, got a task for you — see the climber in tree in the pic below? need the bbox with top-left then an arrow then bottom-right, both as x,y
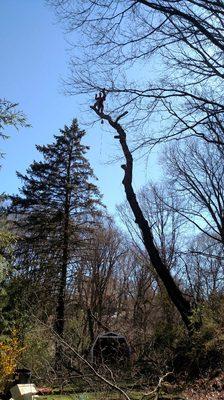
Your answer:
93,88 -> 106,113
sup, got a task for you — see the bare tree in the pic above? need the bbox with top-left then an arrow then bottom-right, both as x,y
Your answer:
89,105 -> 194,332
49,0 -> 224,146
164,139 -> 224,244
139,184 -> 184,268
118,184 -> 185,342
72,218 -> 126,338
48,0 -> 224,333
181,235 -> 224,302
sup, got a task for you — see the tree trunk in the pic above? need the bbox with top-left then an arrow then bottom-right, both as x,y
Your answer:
87,308 -> 95,342
91,106 -> 194,332
54,210 -> 69,371
54,151 -> 72,370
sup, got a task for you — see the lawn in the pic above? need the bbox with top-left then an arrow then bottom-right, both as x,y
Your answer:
41,391 -> 144,400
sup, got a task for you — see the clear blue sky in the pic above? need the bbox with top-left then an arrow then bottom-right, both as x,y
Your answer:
0,0 -> 160,217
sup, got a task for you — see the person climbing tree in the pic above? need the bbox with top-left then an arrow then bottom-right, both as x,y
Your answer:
93,89 -> 106,114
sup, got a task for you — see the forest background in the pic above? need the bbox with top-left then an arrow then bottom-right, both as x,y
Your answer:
0,1 -> 224,398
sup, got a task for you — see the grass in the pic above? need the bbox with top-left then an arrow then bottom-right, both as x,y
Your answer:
41,390 -> 144,400
40,392 -> 185,400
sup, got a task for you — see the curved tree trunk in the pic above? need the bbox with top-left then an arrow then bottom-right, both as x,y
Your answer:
91,106 -> 194,332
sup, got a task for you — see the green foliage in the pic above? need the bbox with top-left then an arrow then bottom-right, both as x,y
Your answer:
188,305 -> 224,373
0,99 -> 29,133
165,304 -> 224,377
0,209 -> 17,334
65,310 -> 90,354
0,229 -> 15,277
21,324 -> 55,383
0,99 -> 29,160
10,118 -> 102,288
8,119 -> 103,370
135,300 -> 224,379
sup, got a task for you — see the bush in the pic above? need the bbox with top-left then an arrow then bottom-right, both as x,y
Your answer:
20,324 -> 55,385
172,305 -> 224,378
0,329 -> 25,391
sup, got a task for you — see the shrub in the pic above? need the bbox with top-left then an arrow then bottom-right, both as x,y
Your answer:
0,329 -> 25,391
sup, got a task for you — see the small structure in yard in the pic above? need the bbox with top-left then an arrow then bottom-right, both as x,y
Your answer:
9,370 -> 39,400
90,331 -> 131,366
10,384 -> 39,400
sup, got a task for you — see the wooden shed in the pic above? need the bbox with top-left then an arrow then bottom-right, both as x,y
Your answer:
90,331 -> 131,366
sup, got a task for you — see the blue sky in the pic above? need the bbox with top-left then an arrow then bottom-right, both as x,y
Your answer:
0,0 -> 160,218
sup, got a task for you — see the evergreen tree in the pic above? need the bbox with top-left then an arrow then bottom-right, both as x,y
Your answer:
0,99 -> 29,162
10,119 -> 102,368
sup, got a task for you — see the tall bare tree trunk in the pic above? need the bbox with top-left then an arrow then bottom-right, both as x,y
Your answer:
91,107 -> 194,332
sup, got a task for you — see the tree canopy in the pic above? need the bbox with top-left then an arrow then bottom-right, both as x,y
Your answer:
50,0 -> 224,147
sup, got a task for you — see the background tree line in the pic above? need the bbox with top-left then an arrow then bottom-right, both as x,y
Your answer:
1,116 -> 224,385
0,0 -> 224,391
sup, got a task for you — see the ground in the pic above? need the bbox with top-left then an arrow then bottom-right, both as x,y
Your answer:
183,389 -> 224,400
40,386 -> 224,400
182,373 -> 224,400
36,373 -> 224,400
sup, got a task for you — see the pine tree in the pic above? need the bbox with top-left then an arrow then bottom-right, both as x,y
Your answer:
10,119 -> 102,369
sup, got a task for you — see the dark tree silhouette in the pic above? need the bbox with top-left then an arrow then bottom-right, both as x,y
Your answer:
10,119 -> 102,369
91,105 -> 193,332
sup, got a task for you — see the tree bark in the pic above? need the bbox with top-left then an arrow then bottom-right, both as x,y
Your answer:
54,150 -> 72,370
87,308 -> 95,343
91,106 -> 194,332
